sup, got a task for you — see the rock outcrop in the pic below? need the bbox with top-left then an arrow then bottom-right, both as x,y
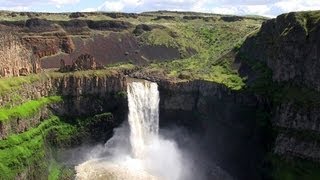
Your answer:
23,34 -> 75,59
240,11 -> 320,91
0,71 -> 127,139
0,32 -> 39,77
239,11 -> 320,166
129,70 -> 263,179
59,53 -> 104,72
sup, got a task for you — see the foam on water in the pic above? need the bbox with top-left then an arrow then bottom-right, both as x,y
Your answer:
76,80 -> 184,180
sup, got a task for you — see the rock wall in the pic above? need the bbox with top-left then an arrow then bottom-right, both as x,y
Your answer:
41,33 -> 181,69
272,101 -> 320,162
156,80 -> 264,180
51,73 -> 127,117
240,11 -> 320,91
0,31 -> 39,77
239,10 -> 320,166
0,18 -> 183,74
0,71 -> 127,140
0,107 -> 51,140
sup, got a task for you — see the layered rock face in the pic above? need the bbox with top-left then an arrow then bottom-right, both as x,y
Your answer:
0,16 -> 183,77
272,102 -> 320,162
239,11 -> 320,164
0,32 -> 38,77
240,11 -> 320,91
156,80 -> 263,180
0,71 -> 127,140
52,72 -> 127,117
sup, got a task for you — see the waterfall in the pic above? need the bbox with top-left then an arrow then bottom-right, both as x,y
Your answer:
127,80 -> 160,158
76,80 -> 184,180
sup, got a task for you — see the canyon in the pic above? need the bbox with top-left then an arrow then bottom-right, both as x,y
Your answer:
0,10 -> 319,180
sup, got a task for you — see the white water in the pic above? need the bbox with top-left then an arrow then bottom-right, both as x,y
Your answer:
127,81 -> 159,158
76,80 -> 185,180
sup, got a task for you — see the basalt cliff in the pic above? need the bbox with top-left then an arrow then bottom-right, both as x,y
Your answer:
0,10 -> 319,180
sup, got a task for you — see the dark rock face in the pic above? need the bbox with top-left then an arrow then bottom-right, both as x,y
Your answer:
25,18 -> 57,32
274,102 -> 320,132
87,20 -> 132,31
274,133 -> 320,162
23,35 -> 75,59
272,101 -> 320,162
59,54 -> 104,72
133,24 -> 153,36
239,11 -> 320,169
69,12 -> 86,19
153,16 -> 175,21
0,72 -> 127,140
240,11 -> 320,91
156,80 -> 263,180
220,16 -> 244,22
102,12 -> 139,19
73,54 -> 97,70
41,33 -> 181,68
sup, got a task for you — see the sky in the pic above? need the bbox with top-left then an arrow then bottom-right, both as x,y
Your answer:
0,0 -> 319,17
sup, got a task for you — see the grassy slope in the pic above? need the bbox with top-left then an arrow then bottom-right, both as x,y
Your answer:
0,116 -> 76,179
138,16 -> 262,89
0,74 -> 42,95
1,10 -> 319,180
0,96 -> 62,122
0,11 -> 263,90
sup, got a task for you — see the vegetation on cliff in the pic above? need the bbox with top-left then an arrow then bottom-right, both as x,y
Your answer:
0,74 -> 41,95
0,96 -> 62,122
138,15 -> 262,90
0,116 -> 76,179
0,10 -> 263,90
238,10 -> 320,180
1,9 -> 319,180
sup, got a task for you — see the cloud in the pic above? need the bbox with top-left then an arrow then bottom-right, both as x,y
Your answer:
50,0 -> 80,5
81,8 -> 97,12
98,1 -> 127,12
1,0 -> 320,16
275,0 -> 320,12
0,0 -> 80,10
0,6 -> 30,11
97,0 -> 200,12
95,0 -> 320,17
50,0 -> 80,8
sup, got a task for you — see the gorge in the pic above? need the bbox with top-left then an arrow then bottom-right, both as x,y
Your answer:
0,10 -> 319,180
76,80 -> 185,180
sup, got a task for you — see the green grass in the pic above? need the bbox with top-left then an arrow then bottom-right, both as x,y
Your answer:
48,64 -> 135,79
76,112 -> 113,129
48,160 -> 62,180
139,18 -> 261,90
292,11 -> 320,33
0,116 -> 76,179
139,28 -> 179,48
0,74 -> 41,95
0,96 -> 62,122
271,155 -> 320,180
240,53 -> 320,106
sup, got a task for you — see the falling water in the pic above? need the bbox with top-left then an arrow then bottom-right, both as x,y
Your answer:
76,80 -> 184,180
127,81 -> 160,158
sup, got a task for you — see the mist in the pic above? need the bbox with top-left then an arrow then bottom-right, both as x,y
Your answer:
75,80 -> 196,180
77,121 -> 202,179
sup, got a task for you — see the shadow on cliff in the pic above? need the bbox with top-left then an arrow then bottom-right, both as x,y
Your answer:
156,76 -> 273,180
